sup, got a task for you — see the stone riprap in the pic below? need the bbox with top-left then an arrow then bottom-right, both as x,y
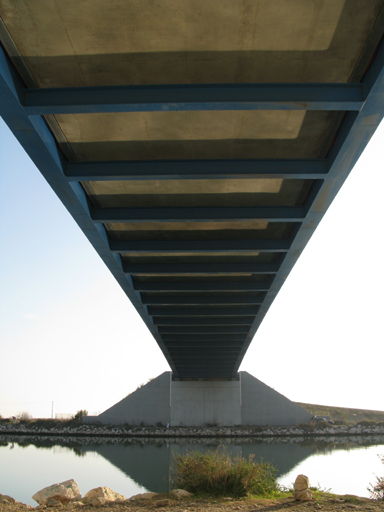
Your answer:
293,475 -> 312,502
32,480 -> 81,505
1,422 -> 384,437
82,487 -> 126,505
294,475 -> 310,491
30,484 -> 193,508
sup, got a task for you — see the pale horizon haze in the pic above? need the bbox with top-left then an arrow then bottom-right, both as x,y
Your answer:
0,116 -> 383,419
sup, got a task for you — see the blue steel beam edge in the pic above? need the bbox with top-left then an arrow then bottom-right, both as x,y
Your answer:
0,46 -> 178,377
162,335 -> 247,340
22,83 -> 364,114
164,336 -> 244,340
170,348 -> 242,353
153,317 -> 255,325
147,306 -> 260,316
91,205 -> 305,222
110,238 -> 291,253
132,280 -> 273,292
231,37 -> 384,378
123,262 -> 280,274
141,295 -> 266,305
168,342 -> 244,347
167,347 -> 244,351
173,360 -> 238,364
165,342 -> 245,346
172,353 -> 239,358
166,343 -> 244,347
158,327 -> 250,333
65,159 -> 328,181
165,343 -> 245,346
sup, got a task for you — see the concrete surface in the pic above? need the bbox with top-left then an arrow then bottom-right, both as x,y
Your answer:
89,371 -> 312,426
95,372 -> 171,426
171,380 -> 242,426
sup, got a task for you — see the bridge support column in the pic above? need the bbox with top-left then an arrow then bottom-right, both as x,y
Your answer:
86,371 -> 311,427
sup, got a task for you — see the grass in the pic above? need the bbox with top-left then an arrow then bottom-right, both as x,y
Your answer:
171,447 -> 278,498
296,403 -> 384,424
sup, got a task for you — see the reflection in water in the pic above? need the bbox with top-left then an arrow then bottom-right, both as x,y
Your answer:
1,435 -> 384,504
83,436 -> 384,493
83,439 -> 314,492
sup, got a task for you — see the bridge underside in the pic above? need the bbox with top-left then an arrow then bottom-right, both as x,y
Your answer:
1,2 -> 384,379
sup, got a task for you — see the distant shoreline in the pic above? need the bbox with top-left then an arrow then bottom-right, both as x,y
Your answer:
1,421 -> 384,438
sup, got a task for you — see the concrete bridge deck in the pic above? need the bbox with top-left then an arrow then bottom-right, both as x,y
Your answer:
1,1 -> 384,380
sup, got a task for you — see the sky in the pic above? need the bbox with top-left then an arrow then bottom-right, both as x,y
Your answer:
0,115 -> 383,419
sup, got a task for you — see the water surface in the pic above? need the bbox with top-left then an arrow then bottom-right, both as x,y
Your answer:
1,435 -> 383,506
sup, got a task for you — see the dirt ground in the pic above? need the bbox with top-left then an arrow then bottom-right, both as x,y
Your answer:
0,493 -> 383,512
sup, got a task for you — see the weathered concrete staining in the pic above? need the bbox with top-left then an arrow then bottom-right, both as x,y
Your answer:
85,371 -> 312,427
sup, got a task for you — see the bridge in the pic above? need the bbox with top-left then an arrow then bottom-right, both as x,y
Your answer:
1,2 -> 384,425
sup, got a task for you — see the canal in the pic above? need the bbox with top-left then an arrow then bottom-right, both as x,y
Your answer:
0,435 -> 383,506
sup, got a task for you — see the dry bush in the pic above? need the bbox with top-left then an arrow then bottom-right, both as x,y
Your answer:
171,447 -> 278,497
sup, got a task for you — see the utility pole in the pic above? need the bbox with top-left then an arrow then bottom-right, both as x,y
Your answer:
51,401 -> 53,419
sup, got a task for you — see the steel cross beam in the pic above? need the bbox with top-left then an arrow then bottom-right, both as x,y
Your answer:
91,206 -> 305,223
22,83 -> 365,114
163,335 -> 245,341
65,159 -> 328,181
147,306 -> 260,316
158,326 -> 250,334
123,262 -> 281,275
110,239 -> 291,254
133,280 -> 273,292
152,317 -> 255,325
141,295 -> 266,305
164,337 -> 245,342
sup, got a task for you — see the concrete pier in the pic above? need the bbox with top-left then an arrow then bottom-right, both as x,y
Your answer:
87,372 -> 312,427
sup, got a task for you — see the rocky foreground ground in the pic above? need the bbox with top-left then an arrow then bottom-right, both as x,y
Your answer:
0,492 -> 383,512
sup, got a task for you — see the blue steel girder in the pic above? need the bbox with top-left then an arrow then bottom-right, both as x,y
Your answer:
109,239 -> 292,254
1,30 -> 384,379
91,206 -> 306,223
65,159 -> 328,181
22,83 -> 365,115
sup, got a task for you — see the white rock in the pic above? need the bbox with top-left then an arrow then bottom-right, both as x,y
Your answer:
295,474 -> 309,491
155,499 -> 170,507
0,495 -> 17,504
32,479 -> 81,505
293,489 -> 313,501
91,497 -> 107,506
82,487 -> 125,504
129,492 -> 158,500
46,498 -> 63,508
170,489 -> 193,497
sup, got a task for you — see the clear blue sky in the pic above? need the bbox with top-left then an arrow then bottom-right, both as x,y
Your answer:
0,116 -> 383,419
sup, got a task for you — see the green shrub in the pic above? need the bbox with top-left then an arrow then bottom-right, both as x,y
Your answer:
17,411 -> 32,421
72,410 -> 88,420
171,448 -> 278,497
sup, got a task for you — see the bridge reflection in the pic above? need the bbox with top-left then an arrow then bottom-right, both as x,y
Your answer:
3,435 -> 382,494
82,439 -> 314,492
